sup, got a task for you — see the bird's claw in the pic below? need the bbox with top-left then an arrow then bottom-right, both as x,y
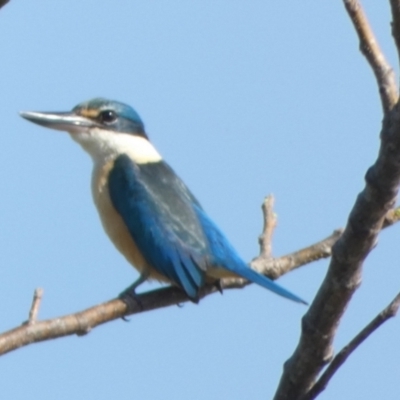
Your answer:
215,280 -> 224,294
119,289 -> 144,313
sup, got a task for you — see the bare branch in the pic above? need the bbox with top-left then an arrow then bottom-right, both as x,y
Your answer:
2,205 -> 400,356
303,291 -> 400,400
251,230 -> 343,279
0,222 -> 337,355
0,210 -> 337,354
0,285 -> 218,355
273,3 -> 400,398
27,288 -> 43,325
344,0 -> 398,112
0,177 -> 398,357
274,148 -> 400,400
258,195 -> 277,259
274,109 -> 400,400
252,206 -> 400,279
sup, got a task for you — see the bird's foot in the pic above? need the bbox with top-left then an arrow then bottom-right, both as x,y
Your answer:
119,286 -> 144,313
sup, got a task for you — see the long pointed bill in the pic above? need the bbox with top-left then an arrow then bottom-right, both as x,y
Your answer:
20,111 -> 96,133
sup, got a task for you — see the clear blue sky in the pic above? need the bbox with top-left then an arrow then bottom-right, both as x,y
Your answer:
0,1 -> 399,399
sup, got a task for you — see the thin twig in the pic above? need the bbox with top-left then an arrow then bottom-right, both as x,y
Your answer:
253,206 -> 399,279
303,291 -> 400,400
27,288 -> 43,324
251,230 -> 343,279
258,195 -> 277,258
344,0 -> 398,112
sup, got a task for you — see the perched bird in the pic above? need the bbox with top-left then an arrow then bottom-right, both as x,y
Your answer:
20,98 -> 305,304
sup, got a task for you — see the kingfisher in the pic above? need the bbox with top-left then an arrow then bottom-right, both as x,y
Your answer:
20,98 -> 305,304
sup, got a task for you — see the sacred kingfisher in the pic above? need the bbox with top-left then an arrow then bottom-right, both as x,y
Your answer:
20,98 -> 305,304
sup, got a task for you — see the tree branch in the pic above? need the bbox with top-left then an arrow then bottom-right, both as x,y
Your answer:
0,0 -> 9,10
27,288 -> 43,325
0,204 -> 398,356
251,229 -> 343,279
0,285 -> 216,355
273,2 -> 400,399
344,0 -> 398,112
258,195 -> 277,259
0,204 -> 340,356
303,291 -> 400,400
0,199 -> 337,355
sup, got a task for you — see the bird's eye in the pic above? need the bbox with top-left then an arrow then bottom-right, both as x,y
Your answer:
99,110 -> 117,124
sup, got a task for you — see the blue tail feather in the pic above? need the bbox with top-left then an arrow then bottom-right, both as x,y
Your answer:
193,205 -> 307,304
232,263 -> 307,304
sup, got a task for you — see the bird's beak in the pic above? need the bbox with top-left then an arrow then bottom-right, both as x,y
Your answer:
20,111 -> 95,133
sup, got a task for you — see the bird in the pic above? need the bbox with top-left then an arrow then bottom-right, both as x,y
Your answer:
20,98 -> 306,304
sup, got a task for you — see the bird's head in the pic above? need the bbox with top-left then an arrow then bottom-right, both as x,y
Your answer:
20,98 -> 161,164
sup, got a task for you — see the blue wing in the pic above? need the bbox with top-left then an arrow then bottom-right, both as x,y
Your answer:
108,154 -> 208,300
109,154 -> 306,304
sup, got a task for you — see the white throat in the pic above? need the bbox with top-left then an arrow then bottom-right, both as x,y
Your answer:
69,127 -> 162,165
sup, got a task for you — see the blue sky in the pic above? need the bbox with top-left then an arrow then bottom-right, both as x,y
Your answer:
0,1 -> 399,399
